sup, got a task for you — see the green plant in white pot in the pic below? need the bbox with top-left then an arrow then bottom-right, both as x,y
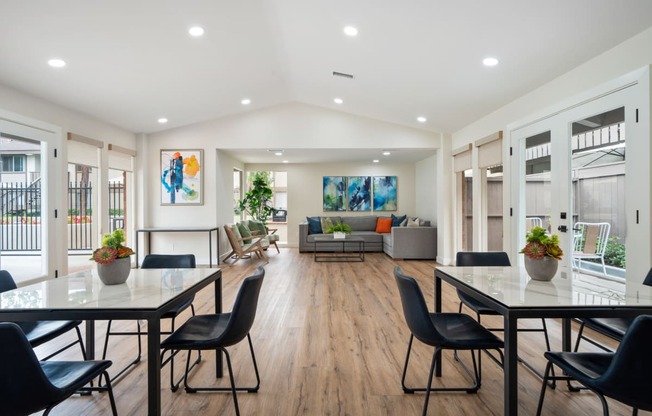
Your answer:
327,222 -> 352,239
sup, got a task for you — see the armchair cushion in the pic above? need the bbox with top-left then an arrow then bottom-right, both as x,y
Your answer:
237,222 -> 252,238
247,220 -> 267,236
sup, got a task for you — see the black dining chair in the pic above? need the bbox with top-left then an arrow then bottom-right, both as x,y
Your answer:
161,266 -> 265,416
0,322 -> 118,416
573,268 -> 652,354
536,314 -> 652,416
101,254 -> 198,390
0,270 -> 86,361
455,252 -> 553,381
393,267 -> 503,416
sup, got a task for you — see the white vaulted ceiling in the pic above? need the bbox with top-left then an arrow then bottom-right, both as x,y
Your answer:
1,0 -> 652,136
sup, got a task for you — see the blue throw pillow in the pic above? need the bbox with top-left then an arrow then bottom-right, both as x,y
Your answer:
391,214 -> 407,227
306,216 -> 322,234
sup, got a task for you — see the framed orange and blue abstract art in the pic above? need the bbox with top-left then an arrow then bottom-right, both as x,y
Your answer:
160,149 -> 203,205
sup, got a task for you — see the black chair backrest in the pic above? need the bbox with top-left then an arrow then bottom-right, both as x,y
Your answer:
0,270 -> 17,293
456,252 -> 511,267
393,266 -> 444,345
141,254 -> 196,269
219,267 -> 265,347
594,315 -> 652,411
0,322 -> 61,415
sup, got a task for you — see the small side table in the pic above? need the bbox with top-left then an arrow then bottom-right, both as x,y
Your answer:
135,226 -> 220,267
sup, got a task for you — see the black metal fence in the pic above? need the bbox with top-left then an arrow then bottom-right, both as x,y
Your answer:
1,181 -> 125,252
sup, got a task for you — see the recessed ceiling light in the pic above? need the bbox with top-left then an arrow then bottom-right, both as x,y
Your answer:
188,26 -> 205,37
417,116 -> 427,123
383,151 -> 391,156
241,98 -> 251,105
275,152 -> 283,156
334,98 -> 343,104
158,118 -> 168,124
372,159 -> 379,163
483,57 -> 499,67
282,160 -> 289,164
48,58 -> 66,68
343,26 -> 358,37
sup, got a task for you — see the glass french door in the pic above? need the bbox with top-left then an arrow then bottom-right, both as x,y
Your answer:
511,82 -> 648,284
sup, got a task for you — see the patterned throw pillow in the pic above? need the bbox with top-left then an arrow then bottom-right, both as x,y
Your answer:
306,217 -> 322,234
391,214 -> 407,227
407,217 -> 420,227
321,217 -> 334,233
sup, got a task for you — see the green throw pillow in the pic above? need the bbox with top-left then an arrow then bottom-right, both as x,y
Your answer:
248,220 -> 267,236
321,217 -> 334,233
237,222 -> 252,239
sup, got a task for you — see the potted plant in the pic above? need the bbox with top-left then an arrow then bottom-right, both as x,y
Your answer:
326,222 -> 352,239
90,229 -> 135,285
236,171 -> 276,225
520,226 -> 563,281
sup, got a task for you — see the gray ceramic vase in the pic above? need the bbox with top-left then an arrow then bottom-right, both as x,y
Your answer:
97,257 -> 131,285
524,256 -> 559,281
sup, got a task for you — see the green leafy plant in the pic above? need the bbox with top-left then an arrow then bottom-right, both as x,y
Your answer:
326,222 -> 352,234
237,171 -> 276,224
603,236 -> 626,268
520,226 -> 563,260
90,229 -> 134,264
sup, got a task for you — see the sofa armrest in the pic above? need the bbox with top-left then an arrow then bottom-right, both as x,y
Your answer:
387,226 -> 437,259
299,223 -> 311,252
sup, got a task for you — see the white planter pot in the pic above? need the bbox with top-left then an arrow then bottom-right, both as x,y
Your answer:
333,232 -> 346,239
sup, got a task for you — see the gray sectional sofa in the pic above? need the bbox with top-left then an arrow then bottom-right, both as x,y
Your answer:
299,215 -> 437,260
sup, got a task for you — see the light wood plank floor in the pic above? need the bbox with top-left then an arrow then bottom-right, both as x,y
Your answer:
36,249 -> 647,415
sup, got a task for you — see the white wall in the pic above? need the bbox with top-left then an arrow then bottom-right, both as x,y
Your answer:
443,26 -> 652,268
0,83 -> 137,276
245,161 -> 423,247
145,103 -> 440,259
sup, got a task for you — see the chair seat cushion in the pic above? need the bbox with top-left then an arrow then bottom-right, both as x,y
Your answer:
544,351 -> 612,385
583,317 -> 633,340
428,313 -> 503,350
267,234 -> 280,242
42,360 -> 113,395
457,290 -> 500,315
161,313 -> 234,350
19,320 -> 82,347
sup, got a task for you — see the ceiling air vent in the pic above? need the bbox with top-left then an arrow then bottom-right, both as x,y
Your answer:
332,71 -> 355,79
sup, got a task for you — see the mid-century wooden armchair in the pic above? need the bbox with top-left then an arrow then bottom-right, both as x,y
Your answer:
223,224 -> 268,264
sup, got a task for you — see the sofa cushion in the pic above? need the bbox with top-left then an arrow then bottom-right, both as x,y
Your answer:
407,217 -> 420,227
306,216 -> 322,234
376,217 -> 392,233
342,215 -> 377,231
391,214 -> 407,227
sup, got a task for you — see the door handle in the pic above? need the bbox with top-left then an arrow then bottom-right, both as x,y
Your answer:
557,225 -> 568,232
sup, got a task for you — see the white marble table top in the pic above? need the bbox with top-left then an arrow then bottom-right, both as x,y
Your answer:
0,268 -> 220,310
437,266 -> 652,309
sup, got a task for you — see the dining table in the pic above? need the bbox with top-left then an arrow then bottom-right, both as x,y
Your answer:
434,266 -> 652,416
0,266 -> 222,416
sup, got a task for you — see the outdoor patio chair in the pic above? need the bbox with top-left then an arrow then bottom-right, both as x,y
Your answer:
0,322 -> 118,416
161,267 -> 265,416
573,222 -> 611,275
393,266 -> 504,416
526,217 -> 543,230
0,270 -> 86,361
223,224 -> 268,264
536,315 -> 652,416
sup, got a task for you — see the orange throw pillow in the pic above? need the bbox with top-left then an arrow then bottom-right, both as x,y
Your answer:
375,217 -> 392,233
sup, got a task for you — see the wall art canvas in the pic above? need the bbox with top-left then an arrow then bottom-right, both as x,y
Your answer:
160,149 -> 203,205
347,176 -> 371,211
373,176 -> 398,211
323,176 -> 346,211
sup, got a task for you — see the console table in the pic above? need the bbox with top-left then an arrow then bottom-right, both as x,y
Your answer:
135,226 -> 220,267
